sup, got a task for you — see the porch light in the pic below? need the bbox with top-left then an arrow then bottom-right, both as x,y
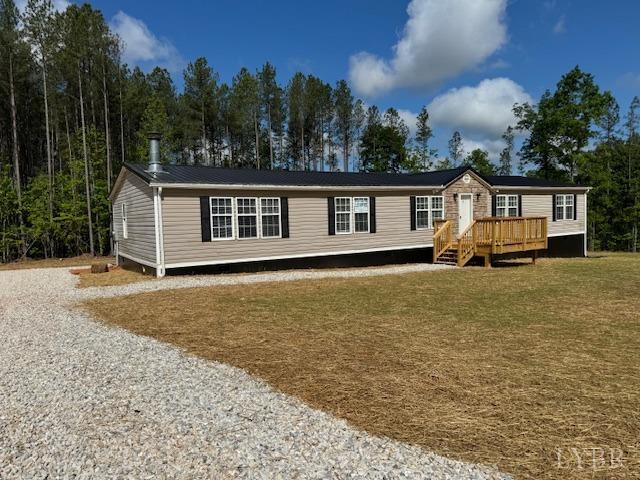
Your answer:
476,193 -> 481,201
453,193 -> 458,200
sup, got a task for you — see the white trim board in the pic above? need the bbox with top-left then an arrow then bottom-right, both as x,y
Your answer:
493,186 -> 590,192
547,231 -> 586,238
151,182 -> 444,192
584,191 -> 589,256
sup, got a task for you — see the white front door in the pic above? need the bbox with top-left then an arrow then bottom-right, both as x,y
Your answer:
459,194 -> 473,234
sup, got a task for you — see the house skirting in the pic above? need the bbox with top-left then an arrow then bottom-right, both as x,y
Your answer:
118,254 -> 158,276
167,247 -> 435,275
545,233 -> 586,257
118,232 -> 587,275
493,233 -> 586,261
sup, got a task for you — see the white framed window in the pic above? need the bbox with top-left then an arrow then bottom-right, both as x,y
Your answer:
496,194 -> 519,217
416,196 -> 444,229
236,197 -> 258,239
416,196 -> 430,229
121,203 -> 128,239
430,196 -> 444,225
555,194 -> 574,220
210,197 -> 234,240
353,197 -> 370,233
209,196 -> 283,240
335,197 -> 352,234
260,198 -> 281,238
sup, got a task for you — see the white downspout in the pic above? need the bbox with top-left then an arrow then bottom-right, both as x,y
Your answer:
153,187 -> 166,278
584,190 -> 588,257
157,187 -> 165,277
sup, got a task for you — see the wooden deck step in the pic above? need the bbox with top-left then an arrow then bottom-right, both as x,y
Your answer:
435,247 -> 459,266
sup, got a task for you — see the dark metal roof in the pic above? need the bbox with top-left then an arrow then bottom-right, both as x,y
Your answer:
126,163 -> 472,187
124,163 -> 585,189
486,175 -> 581,188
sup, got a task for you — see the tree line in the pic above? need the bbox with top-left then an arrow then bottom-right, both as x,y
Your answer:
0,0 -> 638,262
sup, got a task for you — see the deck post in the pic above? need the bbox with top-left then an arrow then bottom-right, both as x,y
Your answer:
532,250 -> 537,265
492,220 -> 498,254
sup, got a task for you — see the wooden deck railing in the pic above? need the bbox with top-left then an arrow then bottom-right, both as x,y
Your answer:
473,217 -> 547,252
433,220 -> 453,263
432,216 -> 548,266
457,222 -> 475,267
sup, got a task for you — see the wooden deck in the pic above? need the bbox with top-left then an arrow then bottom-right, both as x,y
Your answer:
434,217 -> 548,267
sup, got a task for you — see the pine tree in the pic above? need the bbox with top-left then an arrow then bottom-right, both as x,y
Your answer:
499,126 -> 514,175
24,0 -> 57,223
183,57 -> 217,165
448,131 -> 463,166
415,106 -> 436,171
464,149 -> 496,176
334,80 -> 353,172
229,68 -> 260,168
360,108 -> 409,173
258,62 -> 284,170
624,97 -> 640,252
286,72 -> 306,170
0,0 -> 27,255
351,99 -> 366,171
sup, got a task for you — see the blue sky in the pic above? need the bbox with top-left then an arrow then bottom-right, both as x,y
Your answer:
52,0 -> 640,162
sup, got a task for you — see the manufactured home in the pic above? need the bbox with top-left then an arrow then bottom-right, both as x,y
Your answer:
109,140 -> 589,277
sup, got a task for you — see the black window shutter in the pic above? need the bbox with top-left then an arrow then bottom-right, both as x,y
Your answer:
573,194 -> 577,220
328,197 -> 335,235
200,196 -> 211,242
518,195 -> 523,217
491,195 -> 497,217
280,197 -> 289,238
410,196 -> 416,230
552,195 -> 557,221
369,196 -> 376,233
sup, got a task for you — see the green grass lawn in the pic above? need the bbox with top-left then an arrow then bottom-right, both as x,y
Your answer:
85,253 -> 640,479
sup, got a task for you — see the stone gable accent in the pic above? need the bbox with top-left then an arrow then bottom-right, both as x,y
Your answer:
442,172 -> 492,234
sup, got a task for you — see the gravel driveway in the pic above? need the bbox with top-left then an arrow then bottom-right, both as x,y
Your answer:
0,265 -> 509,479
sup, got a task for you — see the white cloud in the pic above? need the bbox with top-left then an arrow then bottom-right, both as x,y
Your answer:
428,77 -> 532,138
52,0 -> 70,10
349,0 -> 508,96
617,72 -> 640,90
460,137 -> 505,159
16,0 -> 70,12
553,15 -> 566,34
110,11 -> 183,71
397,109 -> 418,136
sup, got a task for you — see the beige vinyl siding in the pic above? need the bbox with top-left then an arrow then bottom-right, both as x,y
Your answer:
112,172 -> 156,264
521,193 -> 586,236
161,189 -> 439,265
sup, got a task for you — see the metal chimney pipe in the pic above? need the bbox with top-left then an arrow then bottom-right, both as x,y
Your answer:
147,132 -> 163,173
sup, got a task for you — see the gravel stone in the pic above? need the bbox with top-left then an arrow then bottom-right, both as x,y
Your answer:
0,265 -> 510,479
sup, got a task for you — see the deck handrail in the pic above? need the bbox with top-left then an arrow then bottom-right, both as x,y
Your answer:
457,221 -> 476,267
473,217 -> 547,247
433,220 -> 453,262
434,216 -> 548,267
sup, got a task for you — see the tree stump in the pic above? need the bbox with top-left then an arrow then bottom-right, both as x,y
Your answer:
90,263 -> 109,274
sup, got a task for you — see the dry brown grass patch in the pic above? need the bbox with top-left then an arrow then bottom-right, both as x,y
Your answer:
74,266 -> 154,288
85,254 -> 640,479
0,255 -> 115,271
